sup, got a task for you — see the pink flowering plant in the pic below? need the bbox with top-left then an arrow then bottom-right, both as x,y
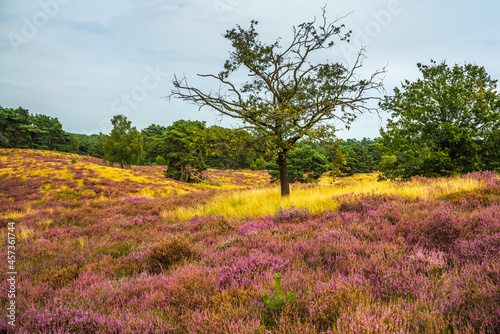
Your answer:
0,149 -> 499,333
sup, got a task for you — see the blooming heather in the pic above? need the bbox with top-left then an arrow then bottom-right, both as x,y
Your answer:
0,149 -> 499,333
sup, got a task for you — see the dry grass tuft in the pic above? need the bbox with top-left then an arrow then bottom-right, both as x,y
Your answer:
146,237 -> 194,274
175,174 -> 484,219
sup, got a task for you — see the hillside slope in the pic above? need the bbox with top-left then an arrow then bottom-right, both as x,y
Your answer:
0,149 -> 499,333
0,148 -> 270,219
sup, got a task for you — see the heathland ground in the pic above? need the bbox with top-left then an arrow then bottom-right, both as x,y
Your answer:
0,148 -> 499,333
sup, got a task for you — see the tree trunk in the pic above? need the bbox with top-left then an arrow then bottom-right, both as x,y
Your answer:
181,163 -> 186,182
120,159 -> 124,169
278,149 -> 290,197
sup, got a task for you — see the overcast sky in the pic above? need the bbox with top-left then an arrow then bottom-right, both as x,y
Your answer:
1,0 -> 499,139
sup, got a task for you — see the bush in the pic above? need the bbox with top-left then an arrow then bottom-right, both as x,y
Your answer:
376,155 -> 398,180
154,155 -> 166,165
249,157 -> 267,171
262,273 -> 297,327
146,237 -> 193,274
269,144 -> 329,183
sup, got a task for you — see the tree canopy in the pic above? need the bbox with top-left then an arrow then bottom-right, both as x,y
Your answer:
269,144 -> 329,183
102,115 -> 143,169
378,60 -> 500,179
0,106 -> 66,150
141,124 -> 167,165
159,120 -> 207,182
340,138 -> 380,175
0,106 -> 33,148
171,8 -> 384,196
195,126 -> 256,170
30,113 -> 66,151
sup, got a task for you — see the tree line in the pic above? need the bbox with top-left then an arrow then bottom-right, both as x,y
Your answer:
0,105 -> 101,157
0,105 -> 382,182
2,60 -> 499,187
3,57 -> 500,183
0,106 -> 78,153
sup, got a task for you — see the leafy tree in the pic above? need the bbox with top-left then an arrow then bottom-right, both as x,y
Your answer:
269,144 -> 328,183
196,126 -> 256,170
376,155 -> 398,180
141,124 -> 166,165
142,124 -> 166,138
75,134 -> 100,156
102,115 -> 143,169
154,155 -> 166,165
65,134 -> 80,153
291,139 -> 345,178
322,138 -> 346,178
159,120 -> 207,182
0,106 -> 36,148
0,105 -> 16,147
94,133 -> 106,158
171,9 -> 384,196
249,156 -> 268,170
343,142 -> 373,174
340,145 -> 355,175
379,60 -> 500,179
366,140 -> 381,168
30,114 -> 65,151
481,128 -> 500,171
0,107 -> 69,151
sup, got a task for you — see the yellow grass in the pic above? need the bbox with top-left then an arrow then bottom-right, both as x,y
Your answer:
0,208 -> 35,220
137,187 -> 176,197
1,150 -> 267,206
78,237 -> 88,250
86,165 -> 151,183
36,219 -> 53,231
173,173 -> 484,220
18,228 -> 35,240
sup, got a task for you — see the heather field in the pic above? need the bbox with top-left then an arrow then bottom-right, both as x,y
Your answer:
1,149 -> 500,333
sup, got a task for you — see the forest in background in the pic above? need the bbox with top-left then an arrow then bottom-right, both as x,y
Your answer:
2,60 -> 500,185
0,105 -> 381,180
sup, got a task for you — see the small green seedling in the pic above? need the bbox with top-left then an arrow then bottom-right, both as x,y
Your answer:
262,273 -> 296,327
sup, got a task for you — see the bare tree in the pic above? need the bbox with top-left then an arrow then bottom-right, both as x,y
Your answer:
171,8 -> 385,196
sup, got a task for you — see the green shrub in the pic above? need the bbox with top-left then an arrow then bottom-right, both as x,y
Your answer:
249,157 -> 267,171
154,155 -> 166,165
268,145 -> 329,183
262,273 -> 296,327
